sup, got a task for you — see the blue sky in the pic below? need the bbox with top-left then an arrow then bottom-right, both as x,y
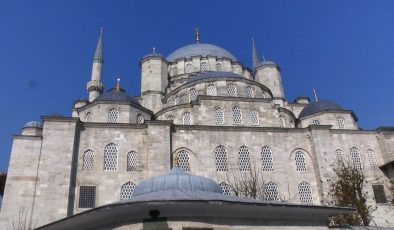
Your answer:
0,0 -> 394,174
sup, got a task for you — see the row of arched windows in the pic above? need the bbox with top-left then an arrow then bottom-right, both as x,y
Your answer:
171,62 -> 238,75
335,147 -> 378,171
309,116 -> 346,129
215,107 -> 259,125
82,144 -> 139,171
83,110 -> 144,124
175,147 -> 306,173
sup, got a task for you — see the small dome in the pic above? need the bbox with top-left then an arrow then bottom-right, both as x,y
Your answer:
299,100 -> 344,118
167,43 -> 237,62
255,60 -> 278,69
23,121 -> 42,129
133,167 -> 222,196
95,87 -> 140,105
142,52 -> 163,59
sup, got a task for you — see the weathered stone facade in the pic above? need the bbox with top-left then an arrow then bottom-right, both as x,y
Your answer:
0,31 -> 393,229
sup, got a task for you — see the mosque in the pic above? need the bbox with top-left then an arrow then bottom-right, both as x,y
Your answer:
0,29 -> 393,229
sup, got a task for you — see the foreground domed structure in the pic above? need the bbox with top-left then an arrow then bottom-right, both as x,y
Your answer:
0,29 -> 393,229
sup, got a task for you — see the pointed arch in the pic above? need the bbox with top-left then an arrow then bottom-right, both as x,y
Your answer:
265,181 -> 279,201
261,146 -> 274,171
82,149 -> 94,170
350,147 -> 363,170
120,181 -> 135,200
298,181 -> 313,204
104,143 -> 118,171
214,145 -> 228,171
238,145 -> 251,171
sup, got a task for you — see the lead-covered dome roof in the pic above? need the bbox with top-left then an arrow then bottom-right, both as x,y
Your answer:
23,121 -> 43,129
167,43 -> 237,62
95,87 -> 140,105
299,100 -> 344,118
133,167 -> 222,196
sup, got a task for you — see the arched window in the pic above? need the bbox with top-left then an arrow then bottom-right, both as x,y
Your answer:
216,63 -> 222,71
219,182 -> 232,195
336,116 -> 345,129
200,62 -> 209,71
239,146 -> 251,171
246,86 -> 255,98
104,143 -> 118,171
172,66 -> 178,75
82,149 -> 94,170
250,110 -> 259,125
174,96 -> 179,105
84,112 -> 92,122
310,120 -> 320,125
294,151 -> 307,171
261,146 -> 274,171
367,149 -> 378,170
175,150 -> 190,171
350,147 -> 363,170
215,108 -> 225,125
120,182 -> 135,200
227,83 -> 237,97
232,107 -> 242,125
189,88 -> 197,102
127,151 -> 139,171
185,63 -> 193,73
336,149 -> 344,163
298,181 -> 313,204
279,114 -> 286,128
108,108 -> 119,123
182,112 -> 191,125
206,84 -> 217,96
265,182 -> 279,201
215,146 -> 228,171
166,115 -> 174,120
136,114 -> 144,124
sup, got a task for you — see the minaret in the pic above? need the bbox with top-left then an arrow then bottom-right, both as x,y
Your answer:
87,28 -> 104,102
252,37 -> 259,69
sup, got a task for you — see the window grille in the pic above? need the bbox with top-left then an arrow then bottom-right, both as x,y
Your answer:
104,143 -> 118,171
174,96 -> 179,105
200,62 -> 209,71
310,120 -> 320,125
295,151 -> 307,171
182,112 -> 191,125
216,63 -> 222,71
232,107 -> 242,125
176,150 -> 190,171
367,149 -> 378,170
298,181 -> 313,204
172,66 -> 178,75
279,114 -> 286,128
108,108 -> 119,123
127,151 -> 139,171
185,63 -> 193,73
206,84 -> 217,96
79,186 -> 96,208
215,108 -> 225,125
261,146 -> 274,171
250,110 -> 259,125
350,147 -> 363,170
189,88 -> 197,102
84,112 -> 92,122
265,182 -> 279,201
82,149 -> 94,170
227,83 -> 237,97
137,114 -> 144,124
336,116 -> 345,129
239,146 -> 251,171
219,182 -> 232,195
246,86 -> 255,98
215,146 -> 228,171
120,182 -> 135,200
336,149 -> 344,163
372,185 -> 387,203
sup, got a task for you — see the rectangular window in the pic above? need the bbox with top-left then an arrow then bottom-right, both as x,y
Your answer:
372,185 -> 387,203
79,186 -> 96,208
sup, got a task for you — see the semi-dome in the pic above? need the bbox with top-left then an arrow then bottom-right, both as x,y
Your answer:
95,87 -> 140,105
167,43 -> 237,62
133,167 -> 222,196
23,121 -> 43,129
299,100 -> 344,118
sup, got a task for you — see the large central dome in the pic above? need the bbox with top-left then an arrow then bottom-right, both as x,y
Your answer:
167,43 -> 237,62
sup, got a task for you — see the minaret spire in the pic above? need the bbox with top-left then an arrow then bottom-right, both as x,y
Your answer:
313,89 -> 319,102
87,28 -> 104,102
252,37 -> 259,69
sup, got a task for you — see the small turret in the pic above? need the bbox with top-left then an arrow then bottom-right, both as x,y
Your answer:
87,28 -> 104,102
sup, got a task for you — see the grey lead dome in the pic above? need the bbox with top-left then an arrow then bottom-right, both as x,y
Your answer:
299,100 -> 344,118
23,121 -> 43,129
133,167 -> 223,196
167,43 -> 237,62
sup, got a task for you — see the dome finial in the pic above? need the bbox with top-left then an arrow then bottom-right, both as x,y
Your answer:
116,78 -> 121,92
195,27 -> 200,44
313,89 -> 319,102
